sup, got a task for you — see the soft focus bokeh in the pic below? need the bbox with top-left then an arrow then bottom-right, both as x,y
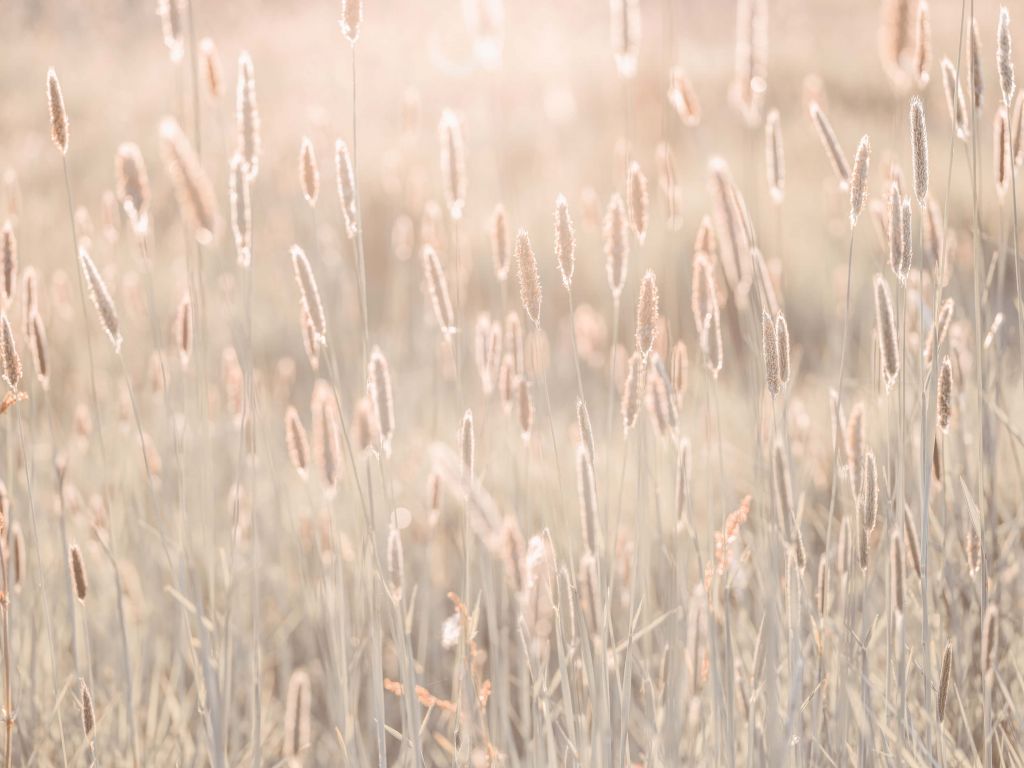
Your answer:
0,0 -> 1021,765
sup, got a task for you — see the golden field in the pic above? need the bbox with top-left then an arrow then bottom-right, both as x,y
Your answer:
0,0 -> 1020,765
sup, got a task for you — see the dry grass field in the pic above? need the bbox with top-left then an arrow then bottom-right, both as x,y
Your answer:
0,0 -> 1022,764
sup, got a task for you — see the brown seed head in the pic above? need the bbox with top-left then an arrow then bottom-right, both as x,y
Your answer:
439,110 -> 467,220
554,194 -> 576,288
69,544 -> 88,602
160,117 -> 218,244
515,229 -> 542,327
603,194 -> 629,300
47,69 -> 69,154
79,248 -> 122,353
299,137 -> 320,206
423,245 -> 455,337
910,97 -> 929,205
635,269 -> 659,359
199,38 -> 224,99
236,52 -> 260,180
998,7 -> 1015,107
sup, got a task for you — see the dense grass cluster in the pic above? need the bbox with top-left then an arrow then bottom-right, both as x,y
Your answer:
0,0 -> 1022,765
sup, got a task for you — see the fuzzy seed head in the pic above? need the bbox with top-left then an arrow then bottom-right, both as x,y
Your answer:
809,101 -> 850,188
765,109 -> 785,203
299,137 -> 320,206
47,69 -> 68,154
69,544 -> 87,602
627,162 -> 649,243
291,246 -> 326,345
910,97 -> 929,205
235,52 -> 260,180
79,248 -> 122,353
515,229 -> 542,327
423,245 -> 456,337
874,275 -> 900,390
439,110 -> 467,220
554,194 -> 576,288
998,7 -> 1015,106
938,355 -> 953,432
115,143 -> 150,235
491,204 -> 511,281
160,117 -> 218,244
635,270 -> 659,359
335,139 -> 359,238
229,154 -> 252,266
603,194 -> 629,299
849,135 -> 871,228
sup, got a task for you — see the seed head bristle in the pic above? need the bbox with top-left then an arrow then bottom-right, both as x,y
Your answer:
668,66 -> 702,126
460,409 -> 475,481
995,107 -> 1010,199
368,346 -> 395,454
0,313 -> 20,393
229,154 -> 252,266
762,310 -> 781,396
554,194 -> 576,288
765,109 -> 785,203
969,19 -> 983,109
299,137 -> 320,206
79,247 -> 122,353
603,194 -> 629,300
387,524 -> 404,600
69,543 -> 88,602
0,223 -> 16,309
874,274 -> 900,390
576,443 -> 598,553
291,246 -> 326,345
775,313 -> 790,386
809,101 -> 850,188
627,161 -> 649,243
200,38 -> 224,100
610,0 -> 641,78
423,245 -> 456,337
941,58 -> 969,140
115,143 -> 151,236
998,7 -> 1015,107
910,96 -> 929,205
335,139 -> 359,238
439,110 -> 467,220
236,52 -> 261,180
491,204 -> 511,281
938,355 -> 953,432
340,0 -> 363,43
675,438 -> 691,523
859,450 -> 879,531
914,0 -> 932,87
937,641 -> 953,722
899,197 -> 913,278
849,135 -> 871,228
28,310 -> 48,391
80,678 -> 95,738
515,229 -> 542,327
635,269 -> 659,359
284,406 -> 310,479
577,398 -> 595,461
158,0 -> 184,62
621,351 -> 643,432
47,69 -> 69,154
160,117 -> 218,244
175,293 -> 192,368
314,390 -> 343,496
